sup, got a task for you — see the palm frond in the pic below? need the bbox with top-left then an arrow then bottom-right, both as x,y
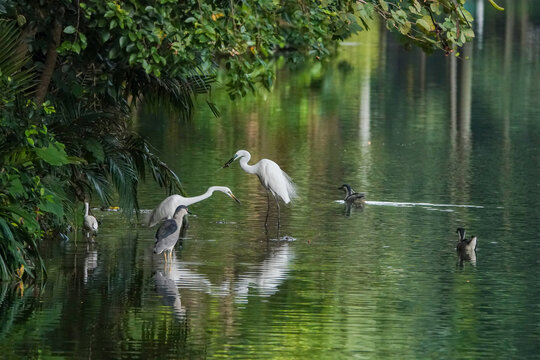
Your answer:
0,19 -> 36,102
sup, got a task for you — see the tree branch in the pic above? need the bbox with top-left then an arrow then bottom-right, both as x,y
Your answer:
35,7 -> 64,105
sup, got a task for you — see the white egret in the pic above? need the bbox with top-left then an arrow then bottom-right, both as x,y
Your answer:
154,205 -> 189,262
456,227 -> 477,262
147,186 -> 240,227
222,149 -> 297,227
83,201 -> 98,238
338,184 -> 366,206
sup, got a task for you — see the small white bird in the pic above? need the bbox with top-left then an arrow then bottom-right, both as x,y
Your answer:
222,149 -> 297,227
147,186 -> 240,227
83,201 -> 98,238
154,205 -> 189,262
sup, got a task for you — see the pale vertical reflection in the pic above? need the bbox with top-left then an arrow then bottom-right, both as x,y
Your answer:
501,2 -> 515,226
449,55 -> 457,139
357,35 -> 374,188
449,43 -> 473,204
460,44 -> 473,141
359,71 -> 370,145
476,0 -> 485,50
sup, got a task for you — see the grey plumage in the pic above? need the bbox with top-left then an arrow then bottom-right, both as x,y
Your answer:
338,184 -> 366,206
154,205 -> 189,261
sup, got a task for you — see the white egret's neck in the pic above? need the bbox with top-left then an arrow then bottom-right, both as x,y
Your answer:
84,202 -> 89,216
238,151 -> 257,174
183,187 -> 216,206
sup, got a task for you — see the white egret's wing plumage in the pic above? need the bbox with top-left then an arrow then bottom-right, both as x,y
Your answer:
256,159 -> 297,204
147,195 -> 183,227
84,215 -> 98,231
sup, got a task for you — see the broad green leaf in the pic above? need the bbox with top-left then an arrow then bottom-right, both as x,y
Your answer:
34,143 -> 70,166
39,198 -> 64,218
7,177 -> 24,196
64,25 -> 76,34
416,18 -> 431,32
83,139 -> 105,162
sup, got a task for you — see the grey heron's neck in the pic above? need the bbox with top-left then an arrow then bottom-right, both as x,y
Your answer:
84,202 -> 89,216
183,187 -> 215,206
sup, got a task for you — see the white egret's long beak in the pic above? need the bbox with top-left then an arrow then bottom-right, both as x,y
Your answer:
222,154 -> 238,168
229,193 -> 241,204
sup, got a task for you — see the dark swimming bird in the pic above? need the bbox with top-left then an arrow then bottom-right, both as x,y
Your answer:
154,205 -> 189,262
456,227 -> 477,262
338,184 -> 366,206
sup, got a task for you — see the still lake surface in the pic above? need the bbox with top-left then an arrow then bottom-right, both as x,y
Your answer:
1,2 -> 539,358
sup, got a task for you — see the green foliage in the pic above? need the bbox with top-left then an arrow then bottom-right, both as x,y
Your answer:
3,0 -> 473,103
368,0 -> 474,54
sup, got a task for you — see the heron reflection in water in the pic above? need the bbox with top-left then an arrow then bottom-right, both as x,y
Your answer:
153,271 -> 186,320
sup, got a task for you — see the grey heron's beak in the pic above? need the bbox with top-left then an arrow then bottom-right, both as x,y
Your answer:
229,193 -> 241,204
222,154 -> 237,168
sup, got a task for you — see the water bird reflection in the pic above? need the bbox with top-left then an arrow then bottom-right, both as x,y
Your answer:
456,227 -> 477,265
83,243 -> 98,284
153,271 -> 186,320
164,243 -> 293,304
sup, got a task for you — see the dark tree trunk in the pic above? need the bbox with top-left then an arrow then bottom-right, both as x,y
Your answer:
35,8 -> 64,105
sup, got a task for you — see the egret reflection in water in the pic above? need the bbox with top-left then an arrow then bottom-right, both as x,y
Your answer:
83,243 -> 98,284
163,242 -> 294,304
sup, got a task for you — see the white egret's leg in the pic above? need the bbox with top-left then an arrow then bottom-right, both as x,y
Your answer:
273,193 -> 281,229
265,191 -> 271,227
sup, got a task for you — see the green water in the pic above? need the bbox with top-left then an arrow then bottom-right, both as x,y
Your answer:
2,2 -> 540,359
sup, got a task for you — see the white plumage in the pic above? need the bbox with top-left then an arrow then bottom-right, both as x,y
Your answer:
147,186 -> 240,227
83,201 -> 98,238
223,149 -> 297,227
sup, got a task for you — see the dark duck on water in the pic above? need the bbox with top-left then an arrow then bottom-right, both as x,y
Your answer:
456,227 -> 477,262
338,184 -> 366,206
